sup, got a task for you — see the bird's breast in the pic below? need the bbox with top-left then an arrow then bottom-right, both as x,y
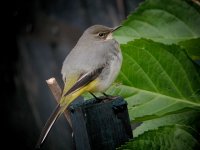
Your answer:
94,49 -> 122,92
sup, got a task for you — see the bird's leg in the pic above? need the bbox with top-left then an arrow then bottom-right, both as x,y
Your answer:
90,92 -> 99,99
89,92 -> 104,102
102,92 -> 109,97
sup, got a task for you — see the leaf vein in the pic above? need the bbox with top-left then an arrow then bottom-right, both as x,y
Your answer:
123,51 -> 159,92
143,8 -> 198,36
144,49 -> 186,98
132,19 -> 164,37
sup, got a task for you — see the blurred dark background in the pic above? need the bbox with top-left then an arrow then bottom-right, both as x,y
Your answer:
3,0 -> 143,149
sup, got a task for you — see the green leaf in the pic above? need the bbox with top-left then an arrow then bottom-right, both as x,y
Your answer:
106,39 -> 200,121
178,38 -> 200,61
133,110 -> 200,137
117,125 -> 200,150
113,0 -> 200,44
109,0 -> 200,149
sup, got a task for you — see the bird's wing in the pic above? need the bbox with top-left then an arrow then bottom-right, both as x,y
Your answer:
36,66 -> 104,148
64,66 -> 104,96
59,66 -> 105,106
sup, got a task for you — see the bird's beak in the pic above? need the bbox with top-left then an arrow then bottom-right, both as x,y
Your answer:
111,25 -> 122,33
106,25 -> 122,40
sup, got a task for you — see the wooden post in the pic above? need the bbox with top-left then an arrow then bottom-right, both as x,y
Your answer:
70,97 -> 133,150
46,78 -> 72,127
46,78 -> 133,149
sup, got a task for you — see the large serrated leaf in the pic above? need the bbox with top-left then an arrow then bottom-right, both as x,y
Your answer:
108,0 -> 200,149
133,110 -> 200,137
117,125 -> 200,150
114,0 -> 200,44
106,39 -> 200,121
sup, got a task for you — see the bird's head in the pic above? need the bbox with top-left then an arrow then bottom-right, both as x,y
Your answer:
82,25 -> 121,41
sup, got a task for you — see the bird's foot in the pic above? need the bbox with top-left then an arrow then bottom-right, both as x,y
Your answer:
102,92 -> 119,100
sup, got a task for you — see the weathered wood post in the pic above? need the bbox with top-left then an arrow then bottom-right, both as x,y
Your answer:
46,78 -> 133,150
70,97 -> 133,150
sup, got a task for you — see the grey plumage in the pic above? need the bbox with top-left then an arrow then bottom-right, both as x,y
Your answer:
62,25 -> 122,92
36,25 -> 122,148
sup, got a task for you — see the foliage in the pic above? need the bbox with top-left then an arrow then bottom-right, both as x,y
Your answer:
111,0 -> 200,149
114,0 -> 200,45
117,125 -> 200,150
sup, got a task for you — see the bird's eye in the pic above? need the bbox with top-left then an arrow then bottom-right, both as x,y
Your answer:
98,32 -> 105,37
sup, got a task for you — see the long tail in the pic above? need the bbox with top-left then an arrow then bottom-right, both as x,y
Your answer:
35,104 -> 63,148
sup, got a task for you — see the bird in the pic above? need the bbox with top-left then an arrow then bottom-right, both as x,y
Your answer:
36,24 -> 122,148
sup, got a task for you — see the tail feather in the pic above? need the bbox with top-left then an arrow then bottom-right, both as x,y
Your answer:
35,104 -> 62,148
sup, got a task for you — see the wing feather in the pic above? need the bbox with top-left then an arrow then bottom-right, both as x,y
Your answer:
64,66 -> 104,96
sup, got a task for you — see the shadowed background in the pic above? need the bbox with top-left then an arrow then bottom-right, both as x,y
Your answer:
3,0 -> 142,149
